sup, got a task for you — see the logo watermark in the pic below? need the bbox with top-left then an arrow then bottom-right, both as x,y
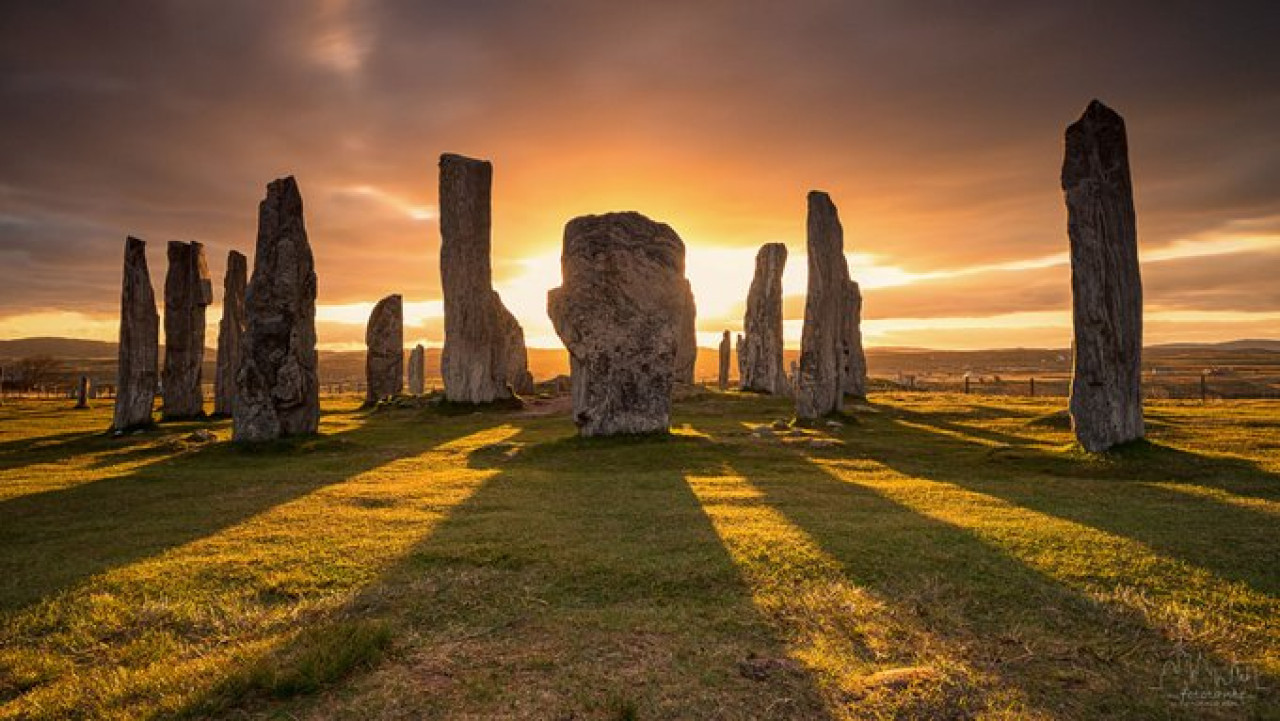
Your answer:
1155,644 -> 1264,710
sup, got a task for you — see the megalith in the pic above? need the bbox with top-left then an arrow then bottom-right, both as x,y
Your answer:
548,212 -> 693,436
438,153 -> 533,403
111,237 -> 159,432
739,242 -> 790,395
234,176 -> 320,442
795,191 -> 859,420
161,240 -> 213,419
840,279 -> 867,399
1063,100 -> 1144,451
75,375 -> 90,410
408,344 -> 426,395
213,250 -> 247,417
718,330 -> 731,390
365,294 -> 404,404
674,299 -> 697,384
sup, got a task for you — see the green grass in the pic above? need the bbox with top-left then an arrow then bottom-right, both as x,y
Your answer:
0,392 -> 1276,720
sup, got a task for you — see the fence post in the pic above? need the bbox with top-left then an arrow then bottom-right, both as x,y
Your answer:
1200,373 -> 1207,403
963,376 -> 970,394
1029,377 -> 1036,398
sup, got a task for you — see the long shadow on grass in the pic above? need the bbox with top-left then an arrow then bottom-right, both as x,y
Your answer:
0,407 -> 500,612
876,405 -> 1280,599
187,425 -> 834,720
702,428 -> 1273,719
0,428 -> 109,472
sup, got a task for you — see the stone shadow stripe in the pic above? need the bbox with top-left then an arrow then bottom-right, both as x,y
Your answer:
0,412 -> 499,613
869,405 -> 1280,599
699,426 -> 1274,718
185,427 -> 835,720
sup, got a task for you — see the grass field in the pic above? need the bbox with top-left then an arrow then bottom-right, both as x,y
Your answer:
0,392 -> 1276,719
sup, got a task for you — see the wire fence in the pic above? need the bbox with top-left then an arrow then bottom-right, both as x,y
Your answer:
4,373 -> 1279,405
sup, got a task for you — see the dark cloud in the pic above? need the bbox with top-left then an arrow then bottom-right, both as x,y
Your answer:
1,0 -> 1278,342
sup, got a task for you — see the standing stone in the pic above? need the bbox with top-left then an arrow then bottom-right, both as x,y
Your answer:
161,241 -> 213,419
438,153 -> 533,403
1063,100 -> 1144,451
735,333 -> 745,385
111,237 -> 159,431
674,296 -> 697,384
739,242 -> 790,395
548,212 -> 692,436
234,176 -> 320,442
213,250 -> 247,417
74,375 -> 90,409
718,330 -> 732,390
840,280 -> 868,398
795,192 -> 860,420
408,344 -> 426,395
365,294 -> 404,404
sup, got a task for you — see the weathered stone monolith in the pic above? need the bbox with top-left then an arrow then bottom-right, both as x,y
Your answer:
675,301 -> 697,384
438,153 -> 533,403
408,344 -> 426,395
1063,100 -> 1144,451
739,242 -> 790,395
213,250 -> 247,417
365,294 -> 404,404
111,237 -> 159,432
841,280 -> 867,398
548,212 -> 693,436
74,375 -> 90,409
796,192 -> 858,420
161,241 -> 213,419
234,176 -> 319,442
718,330 -> 731,390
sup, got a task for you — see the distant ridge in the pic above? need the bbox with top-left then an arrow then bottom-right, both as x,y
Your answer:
2,336 -> 1277,360
1149,339 -> 1280,352
0,337 -> 119,358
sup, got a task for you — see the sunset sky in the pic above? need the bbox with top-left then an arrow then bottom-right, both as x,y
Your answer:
1,1 -> 1277,351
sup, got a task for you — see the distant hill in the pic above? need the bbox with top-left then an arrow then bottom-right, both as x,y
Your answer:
0,337 -> 120,359
2,337 -> 1277,386
1150,339 -> 1280,352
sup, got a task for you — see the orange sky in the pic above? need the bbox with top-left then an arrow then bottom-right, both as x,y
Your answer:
1,1 -> 1277,350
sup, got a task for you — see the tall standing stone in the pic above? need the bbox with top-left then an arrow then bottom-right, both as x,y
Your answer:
234,176 -> 319,442
795,192 -> 860,420
548,212 -> 692,436
408,344 -> 426,395
1063,100 -> 1144,451
739,242 -> 790,395
161,241 -> 213,419
840,280 -> 868,398
365,294 -> 404,404
111,237 -> 159,431
74,375 -> 90,409
438,153 -> 533,403
213,250 -> 247,417
718,330 -> 731,390
674,298 -> 697,384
